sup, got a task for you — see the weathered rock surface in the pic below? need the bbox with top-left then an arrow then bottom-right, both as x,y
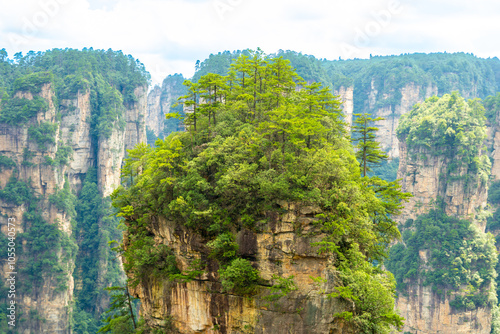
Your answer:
334,86 -> 353,127
146,74 -> 186,138
396,139 -> 488,230
486,107 -> 500,180
129,203 -> 355,334
369,82 -> 438,158
395,279 -> 491,334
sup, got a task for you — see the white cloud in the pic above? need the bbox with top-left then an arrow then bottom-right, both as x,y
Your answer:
0,0 -> 499,85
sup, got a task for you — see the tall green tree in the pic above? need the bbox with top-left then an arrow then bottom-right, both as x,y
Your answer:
98,286 -> 137,333
351,113 -> 388,177
178,81 -> 200,132
197,73 -> 227,127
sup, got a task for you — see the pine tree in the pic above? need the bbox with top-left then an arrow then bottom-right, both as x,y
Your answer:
178,81 -> 199,131
197,73 -> 227,127
98,285 -> 137,333
351,113 -> 388,177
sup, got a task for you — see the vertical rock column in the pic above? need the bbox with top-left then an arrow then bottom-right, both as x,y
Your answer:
393,93 -> 493,334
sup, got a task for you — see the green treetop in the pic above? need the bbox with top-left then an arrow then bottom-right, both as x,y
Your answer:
397,92 -> 490,185
352,113 -> 388,177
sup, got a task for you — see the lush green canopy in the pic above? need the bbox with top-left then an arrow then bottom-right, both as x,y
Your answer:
398,92 -> 490,185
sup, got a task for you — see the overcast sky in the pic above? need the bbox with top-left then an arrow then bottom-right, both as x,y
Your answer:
1,0 -> 499,86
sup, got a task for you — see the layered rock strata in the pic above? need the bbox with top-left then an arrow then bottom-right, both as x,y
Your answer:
129,203 -> 355,334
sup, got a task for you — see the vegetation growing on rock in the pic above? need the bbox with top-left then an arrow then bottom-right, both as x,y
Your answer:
387,91 -> 498,315
112,52 -> 409,333
0,48 -> 149,332
387,209 -> 497,309
398,92 -> 491,185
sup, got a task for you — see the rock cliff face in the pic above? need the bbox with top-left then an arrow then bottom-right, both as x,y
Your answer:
394,137 -> 491,333
335,81 -> 438,158
146,74 -> 186,139
146,85 -> 166,138
334,86 -> 353,127
397,140 -> 488,227
99,86 -> 147,197
395,281 -> 492,334
486,108 -> 500,181
365,82 -> 438,158
0,83 -> 146,333
129,203 -> 354,334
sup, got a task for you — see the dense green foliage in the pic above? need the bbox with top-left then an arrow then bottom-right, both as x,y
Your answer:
398,93 -> 486,156
486,180 -> 500,309
0,155 -> 16,172
219,258 -> 259,295
191,50 -> 247,82
12,71 -> 54,94
390,90 -> 498,312
98,286 -> 137,334
0,174 -> 78,295
0,174 -> 32,205
72,169 -> 125,333
49,177 -> 77,217
0,96 -> 49,124
113,53 -> 409,333
207,232 -> 239,264
398,92 -> 490,186
54,144 -> 73,166
28,122 -> 58,151
487,180 -> 500,232
0,48 -> 149,331
387,210 -> 497,310
483,92 -> 500,122
370,158 -> 399,182
193,51 -> 500,114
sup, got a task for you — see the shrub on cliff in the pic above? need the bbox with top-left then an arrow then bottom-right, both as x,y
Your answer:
219,258 -> 259,295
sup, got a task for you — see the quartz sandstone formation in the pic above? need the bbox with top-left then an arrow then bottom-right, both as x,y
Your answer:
394,136 -> 491,334
397,141 -> 488,227
146,85 -> 166,137
0,83 -> 146,333
395,281 -> 492,334
335,82 -> 437,158
334,86 -> 354,127
146,74 -> 186,138
369,82 -> 438,158
129,202 -> 355,334
486,106 -> 500,180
